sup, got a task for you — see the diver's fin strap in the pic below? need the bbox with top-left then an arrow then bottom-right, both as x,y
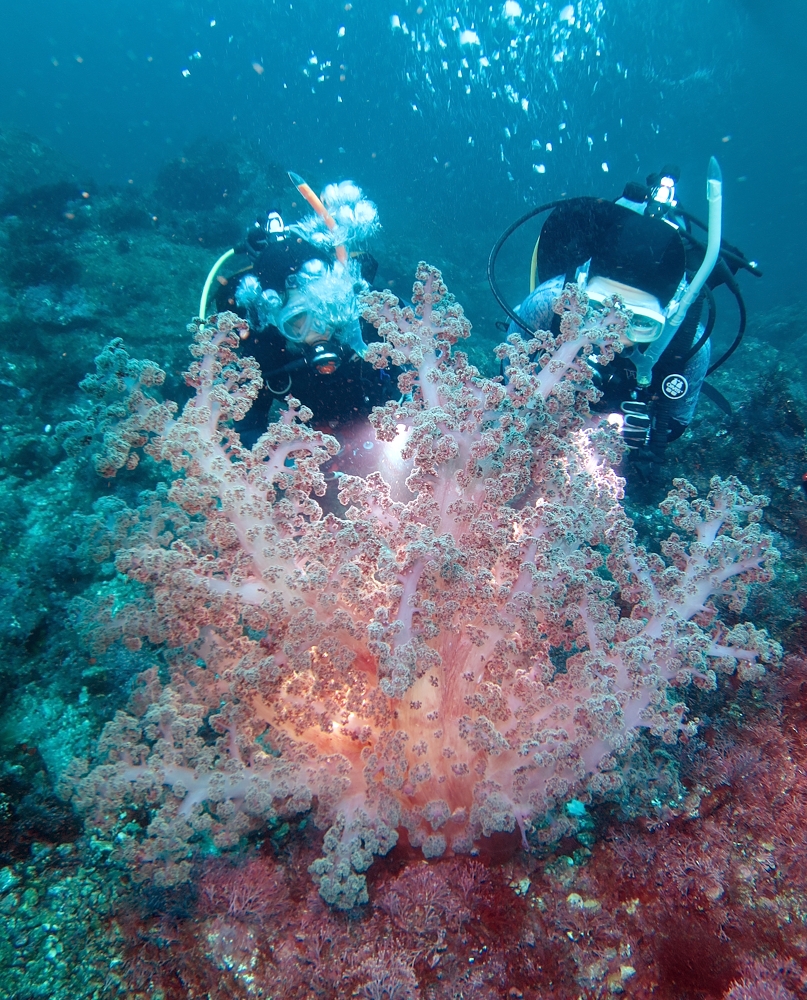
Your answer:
700,380 -> 733,417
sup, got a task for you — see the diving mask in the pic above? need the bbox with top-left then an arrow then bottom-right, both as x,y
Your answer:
586,275 -> 666,344
277,289 -> 332,343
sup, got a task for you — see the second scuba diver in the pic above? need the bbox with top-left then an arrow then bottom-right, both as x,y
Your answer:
491,160 -> 761,478
207,174 -> 401,441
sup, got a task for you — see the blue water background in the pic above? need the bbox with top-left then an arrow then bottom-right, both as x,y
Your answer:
2,0 -> 804,327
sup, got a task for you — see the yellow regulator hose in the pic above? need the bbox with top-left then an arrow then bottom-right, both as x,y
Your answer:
198,248 -> 236,320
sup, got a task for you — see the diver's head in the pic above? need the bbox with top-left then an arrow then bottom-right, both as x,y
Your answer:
585,275 -> 666,344
238,257 -> 369,371
275,293 -> 357,374
275,259 -> 369,370
585,208 -> 687,344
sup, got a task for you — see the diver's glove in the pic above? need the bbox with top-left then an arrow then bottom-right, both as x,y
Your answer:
235,274 -> 282,331
244,224 -> 269,260
618,400 -> 651,449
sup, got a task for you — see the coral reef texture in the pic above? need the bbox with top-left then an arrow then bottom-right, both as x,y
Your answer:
65,265 -> 779,911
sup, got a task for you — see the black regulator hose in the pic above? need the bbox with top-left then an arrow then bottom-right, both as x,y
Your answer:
487,200 -> 568,337
678,211 -> 763,278
672,237 -> 748,376
707,269 -> 747,376
680,285 -> 716,365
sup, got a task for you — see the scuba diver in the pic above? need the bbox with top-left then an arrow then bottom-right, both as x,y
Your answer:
200,173 -> 401,438
489,160 -> 762,477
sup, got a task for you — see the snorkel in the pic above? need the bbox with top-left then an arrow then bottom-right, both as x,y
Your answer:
288,171 -> 348,264
628,157 -> 723,386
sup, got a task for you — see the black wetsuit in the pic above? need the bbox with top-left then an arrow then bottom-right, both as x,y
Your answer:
239,320 -> 400,431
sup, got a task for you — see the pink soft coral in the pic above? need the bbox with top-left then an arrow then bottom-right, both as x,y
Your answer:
65,265 -> 779,907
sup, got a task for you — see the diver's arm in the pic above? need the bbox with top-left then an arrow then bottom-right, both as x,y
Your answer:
663,337 -> 711,436
506,276 -> 566,338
